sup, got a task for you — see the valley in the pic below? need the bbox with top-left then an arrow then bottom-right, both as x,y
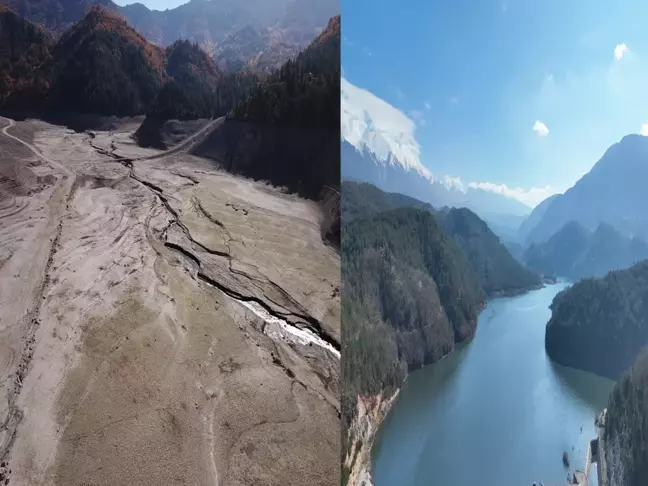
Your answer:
371,282 -> 614,486
0,116 -> 340,485
341,130 -> 648,486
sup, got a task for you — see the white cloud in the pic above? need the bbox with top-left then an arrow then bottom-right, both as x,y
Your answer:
641,124 -> 648,136
614,43 -> 629,61
467,182 -> 555,207
442,175 -> 465,191
409,109 -> 425,126
341,78 -> 430,177
532,120 -> 549,136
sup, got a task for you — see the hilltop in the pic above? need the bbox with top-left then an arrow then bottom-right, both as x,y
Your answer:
524,134 -> 648,245
545,259 -> 648,379
524,220 -> 648,280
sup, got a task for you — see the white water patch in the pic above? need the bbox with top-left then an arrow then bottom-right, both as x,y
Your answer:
238,300 -> 340,359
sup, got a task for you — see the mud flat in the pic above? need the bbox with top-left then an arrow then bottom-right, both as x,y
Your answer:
0,117 -> 340,486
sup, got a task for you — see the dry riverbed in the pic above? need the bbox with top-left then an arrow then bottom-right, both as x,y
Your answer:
0,117 -> 340,486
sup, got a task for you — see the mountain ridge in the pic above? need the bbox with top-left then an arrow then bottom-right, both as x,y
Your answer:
342,181 -> 541,297
524,134 -> 648,245
524,219 -> 648,280
0,0 -> 337,72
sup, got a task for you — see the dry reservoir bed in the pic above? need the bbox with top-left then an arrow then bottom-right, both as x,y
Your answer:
0,117 -> 340,486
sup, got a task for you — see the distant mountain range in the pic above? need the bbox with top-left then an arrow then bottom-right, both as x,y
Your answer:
523,134 -> 648,246
340,78 -> 532,225
0,6 -> 239,120
517,193 -> 561,243
1,6 -> 338,126
524,220 -> 648,280
0,0 -> 337,72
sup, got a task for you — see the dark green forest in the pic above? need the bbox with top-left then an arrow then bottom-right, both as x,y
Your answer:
341,206 -> 485,450
545,259 -> 648,378
0,7 -> 53,114
604,347 -> 648,486
145,40 -> 259,121
1,6 -> 168,118
436,207 -> 541,296
229,16 -> 340,133
49,28 -> 165,116
1,7 -> 260,121
342,181 -> 541,297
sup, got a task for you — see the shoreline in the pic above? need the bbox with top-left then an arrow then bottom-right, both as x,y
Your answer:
359,281 -> 576,486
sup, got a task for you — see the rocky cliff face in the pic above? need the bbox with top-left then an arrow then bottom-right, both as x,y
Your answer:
602,350 -> 648,486
343,392 -> 399,486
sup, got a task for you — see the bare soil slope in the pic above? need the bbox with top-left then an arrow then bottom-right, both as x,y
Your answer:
0,116 -> 340,485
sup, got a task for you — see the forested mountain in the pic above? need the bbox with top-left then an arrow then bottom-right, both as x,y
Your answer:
0,7 -> 262,124
603,347 -> 648,486
1,6 -> 167,118
342,181 -> 541,297
143,40 -> 259,122
47,5 -> 166,117
341,206 -> 485,483
524,134 -> 648,245
436,207 -> 541,296
342,206 -> 485,429
0,0 -> 338,72
191,15 -> 340,200
525,221 -> 590,278
545,260 -> 648,378
524,220 -> 648,280
0,6 -> 53,114
229,15 -> 339,132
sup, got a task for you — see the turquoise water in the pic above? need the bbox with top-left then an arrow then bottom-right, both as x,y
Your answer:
372,282 -> 615,486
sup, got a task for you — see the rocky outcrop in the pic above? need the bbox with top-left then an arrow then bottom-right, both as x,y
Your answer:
343,392 -> 399,486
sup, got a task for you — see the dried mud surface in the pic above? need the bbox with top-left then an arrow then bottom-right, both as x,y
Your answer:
0,116 -> 340,486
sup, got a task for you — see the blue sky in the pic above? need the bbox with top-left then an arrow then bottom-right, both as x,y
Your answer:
114,0 -> 187,10
342,0 -> 648,206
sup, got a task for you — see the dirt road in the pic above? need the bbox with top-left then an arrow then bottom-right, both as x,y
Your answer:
0,117 -> 340,485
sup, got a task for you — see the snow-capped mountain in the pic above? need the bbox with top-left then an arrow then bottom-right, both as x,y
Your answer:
340,78 -> 532,223
341,77 -> 432,179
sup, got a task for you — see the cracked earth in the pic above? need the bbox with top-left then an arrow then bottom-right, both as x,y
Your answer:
0,117 -> 340,486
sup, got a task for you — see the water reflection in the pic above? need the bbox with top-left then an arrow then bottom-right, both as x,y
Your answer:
372,283 -> 615,486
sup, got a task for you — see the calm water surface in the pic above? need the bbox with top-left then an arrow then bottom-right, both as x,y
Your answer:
372,282 -> 615,486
